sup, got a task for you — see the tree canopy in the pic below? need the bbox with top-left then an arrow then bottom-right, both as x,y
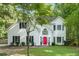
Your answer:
54,3 -> 79,46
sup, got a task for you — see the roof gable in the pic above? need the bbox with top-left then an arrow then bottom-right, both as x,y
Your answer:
51,16 -> 64,24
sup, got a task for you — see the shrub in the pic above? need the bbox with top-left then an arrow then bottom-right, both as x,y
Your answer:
73,43 -> 77,46
52,42 -> 55,46
15,42 -> 20,46
21,42 -> 25,46
10,42 -> 14,46
71,42 -> 78,46
64,40 -> 71,46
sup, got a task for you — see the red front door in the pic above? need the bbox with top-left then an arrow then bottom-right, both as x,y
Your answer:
43,37 -> 47,45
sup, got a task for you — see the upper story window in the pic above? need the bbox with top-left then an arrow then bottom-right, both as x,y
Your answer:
19,22 -> 26,29
57,25 -> 61,30
53,25 -> 56,31
42,28 -> 48,35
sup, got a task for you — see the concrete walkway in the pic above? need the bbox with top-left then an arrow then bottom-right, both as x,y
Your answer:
0,44 -> 8,47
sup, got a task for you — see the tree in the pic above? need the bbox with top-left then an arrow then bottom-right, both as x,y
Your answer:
0,4 -> 53,55
0,4 -> 15,39
13,3 -> 53,56
54,3 -> 79,46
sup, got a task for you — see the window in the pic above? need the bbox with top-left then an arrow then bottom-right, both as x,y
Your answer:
62,25 -> 64,30
13,36 -> 20,43
26,36 -> 31,43
53,25 -> 56,30
19,22 -> 26,29
57,37 -> 61,43
42,28 -> 48,35
57,25 -> 61,30
26,36 -> 34,45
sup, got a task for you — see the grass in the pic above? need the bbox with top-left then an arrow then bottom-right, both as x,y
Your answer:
28,46 -> 79,56
0,46 -> 79,56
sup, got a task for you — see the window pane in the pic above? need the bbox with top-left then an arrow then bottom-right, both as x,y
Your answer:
42,29 -> 48,35
57,37 -> 61,43
15,36 -> 17,42
17,36 -> 20,42
57,25 -> 61,30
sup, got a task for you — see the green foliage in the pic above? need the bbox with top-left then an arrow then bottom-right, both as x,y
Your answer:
55,3 -> 79,46
0,3 -> 53,40
21,42 -> 25,46
54,4 -> 79,18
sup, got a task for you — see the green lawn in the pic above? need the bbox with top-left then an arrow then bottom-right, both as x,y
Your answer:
0,46 -> 79,56
28,46 -> 79,56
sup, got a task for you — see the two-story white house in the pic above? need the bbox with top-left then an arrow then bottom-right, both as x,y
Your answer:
8,16 -> 66,46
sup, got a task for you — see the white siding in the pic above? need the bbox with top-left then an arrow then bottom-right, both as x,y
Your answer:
8,16 -> 66,46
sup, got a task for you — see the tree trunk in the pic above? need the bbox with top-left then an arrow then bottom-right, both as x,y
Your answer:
27,31 -> 30,56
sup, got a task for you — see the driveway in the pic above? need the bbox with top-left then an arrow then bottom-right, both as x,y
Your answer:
0,44 -> 8,47
0,45 -> 27,56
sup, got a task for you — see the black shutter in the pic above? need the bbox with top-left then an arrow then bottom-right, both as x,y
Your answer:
13,36 -> 15,43
54,25 -> 56,30
19,22 -> 21,29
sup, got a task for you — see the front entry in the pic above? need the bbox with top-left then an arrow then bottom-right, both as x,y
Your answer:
43,37 -> 47,45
